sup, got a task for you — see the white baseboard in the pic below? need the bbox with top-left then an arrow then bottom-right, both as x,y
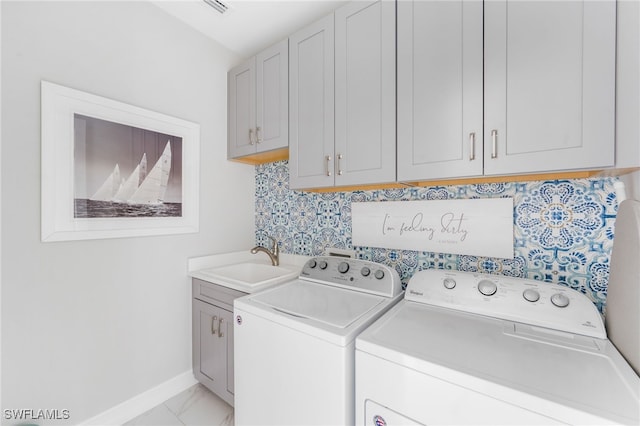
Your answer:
79,370 -> 198,426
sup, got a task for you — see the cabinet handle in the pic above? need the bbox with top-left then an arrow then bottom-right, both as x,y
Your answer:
218,318 -> 224,338
469,133 -> 476,161
249,129 -> 255,145
326,155 -> 332,176
211,315 -> 218,335
256,127 -> 263,144
337,154 -> 343,176
491,129 -> 498,159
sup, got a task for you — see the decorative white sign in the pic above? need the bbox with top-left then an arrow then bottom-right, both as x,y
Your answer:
352,198 -> 514,259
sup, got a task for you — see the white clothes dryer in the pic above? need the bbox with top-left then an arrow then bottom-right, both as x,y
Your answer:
356,267 -> 640,425
234,256 -> 403,426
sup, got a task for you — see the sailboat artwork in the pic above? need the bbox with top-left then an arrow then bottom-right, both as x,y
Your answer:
75,140 -> 181,218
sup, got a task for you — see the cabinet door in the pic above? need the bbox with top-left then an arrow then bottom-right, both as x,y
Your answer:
397,0 -> 483,181
193,300 -> 233,405
256,39 -> 289,153
289,13 -> 335,189
228,58 -> 256,158
334,0 -> 396,186
484,0 -> 616,175
222,307 -> 234,397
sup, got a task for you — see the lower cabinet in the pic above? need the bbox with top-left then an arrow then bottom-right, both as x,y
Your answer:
192,278 -> 246,406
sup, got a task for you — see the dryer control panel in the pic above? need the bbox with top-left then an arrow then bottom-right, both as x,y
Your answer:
406,269 -> 606,339
300,256 -> 403,298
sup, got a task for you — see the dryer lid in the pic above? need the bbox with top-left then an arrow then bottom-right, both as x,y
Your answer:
357,301 -> 639,424
251,280 -> 386,328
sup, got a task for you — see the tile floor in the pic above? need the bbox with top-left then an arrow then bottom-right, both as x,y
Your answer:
124,384 -> 233,426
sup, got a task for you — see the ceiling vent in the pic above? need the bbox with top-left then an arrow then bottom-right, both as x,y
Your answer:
203,0 -> 228,14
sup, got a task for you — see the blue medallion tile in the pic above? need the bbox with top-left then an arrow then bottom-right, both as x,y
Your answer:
589,261 -> 609,292
290,195 -> 316,232
255,197 -> 271,229
474,182 -> 509,195
312,228 -> 345,255
271,201 -> 289,227
499,256 -> 527,278
317,199 -> 341,228
418,186 -> 453,200
380,188 -> 408,200
292,232 -> 313,256
319,191 -> 339,201
349,191 -> 373,203
255,170 -> 269,198
255,161 -> 620,313
269,164 -> 290,202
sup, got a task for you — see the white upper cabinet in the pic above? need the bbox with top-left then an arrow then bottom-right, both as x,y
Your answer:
289,0 -> 395,189
334,0 -> 396,186
484,0 -> 616,175
228,39 -> 288,159
289,14 -> 335,189
397,0 -> 483,181
228,58 -> 255,158
398,0 -> 616,182
256,40 -> 289,153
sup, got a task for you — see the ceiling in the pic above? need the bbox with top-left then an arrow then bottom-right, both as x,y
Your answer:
150,0 -> 347,58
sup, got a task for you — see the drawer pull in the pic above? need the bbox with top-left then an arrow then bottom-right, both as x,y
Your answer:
218,318 -> 224,338
326,155 -> 332,176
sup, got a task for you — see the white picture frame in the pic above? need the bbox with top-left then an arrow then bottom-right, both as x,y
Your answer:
41,81 -> 200,242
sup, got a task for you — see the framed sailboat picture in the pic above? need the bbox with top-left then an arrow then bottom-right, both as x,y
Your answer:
41,81 -> 200,241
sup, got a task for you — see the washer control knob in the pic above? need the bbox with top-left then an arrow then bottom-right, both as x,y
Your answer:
308,259 -> 317,268
338,262 -> 350,273
551,293 -> 570,308
443,278 -> 456,289
478,279 -> 498,296
319,260 -> 328,270
374,270 -> 385,280
523,289 -> 540,302
361,267 -> 371,277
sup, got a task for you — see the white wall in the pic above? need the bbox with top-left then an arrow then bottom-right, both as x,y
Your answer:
616,0 -> 640,201
1,1 -> 255,424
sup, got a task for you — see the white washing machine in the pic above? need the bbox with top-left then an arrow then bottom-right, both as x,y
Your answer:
356,244 -> 640,425
234,256 -> 404,426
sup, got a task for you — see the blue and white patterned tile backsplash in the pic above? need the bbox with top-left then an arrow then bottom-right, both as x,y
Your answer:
255,160 -> 621,313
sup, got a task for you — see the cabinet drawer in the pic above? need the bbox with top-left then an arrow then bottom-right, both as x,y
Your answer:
193,278 -> 247,310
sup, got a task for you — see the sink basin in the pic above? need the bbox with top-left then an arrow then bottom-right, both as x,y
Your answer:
195,262 -> 300,292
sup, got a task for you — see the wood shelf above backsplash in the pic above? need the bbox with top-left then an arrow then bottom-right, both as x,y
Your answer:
229,148 -> 289,166
229,148 -> 638,193
302,168 -> 640,193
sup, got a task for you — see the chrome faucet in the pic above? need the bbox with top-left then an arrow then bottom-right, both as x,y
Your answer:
251,236 -> 280,266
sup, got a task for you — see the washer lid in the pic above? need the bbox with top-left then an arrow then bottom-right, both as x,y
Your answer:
251,280 -> 386,328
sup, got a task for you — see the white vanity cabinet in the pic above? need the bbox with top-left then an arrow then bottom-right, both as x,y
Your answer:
192,278 -> 245,406
397,0 -> 616,181
289,0 -> 395,189
228,39 -> 288,160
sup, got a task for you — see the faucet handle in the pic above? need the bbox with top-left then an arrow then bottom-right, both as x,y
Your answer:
268,236 -> 279,254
